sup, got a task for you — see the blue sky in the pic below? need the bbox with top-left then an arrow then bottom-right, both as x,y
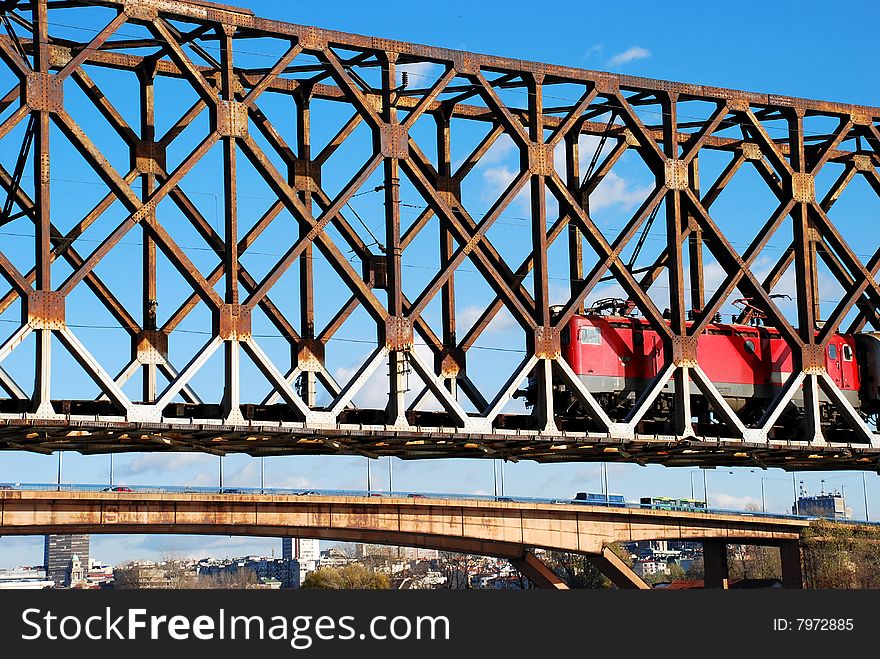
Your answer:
0,0 -> 878,567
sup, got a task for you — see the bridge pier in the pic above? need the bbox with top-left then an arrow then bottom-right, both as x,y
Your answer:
509,551 -> 569,589
779,540 -> 803,589
703,539 -> 803,589
586,547 -> 650,589
702,539 -> 729,589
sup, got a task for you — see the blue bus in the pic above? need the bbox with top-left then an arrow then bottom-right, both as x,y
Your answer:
573,492 -> 626,506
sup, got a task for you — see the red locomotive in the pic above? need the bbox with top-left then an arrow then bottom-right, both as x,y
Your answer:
524,299 -> 880,437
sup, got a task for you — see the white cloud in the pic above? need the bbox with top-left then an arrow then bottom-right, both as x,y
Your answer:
607,46 -> 651,68
458,305 -> 516,334
710,491 -> 760,511
397,62 -> 440,87
481,136 -> 517,166
117,452 -> 214,477
334,355 -> 389,409
582,44 -> 604,62
478,136 -> 650,216
590,171 -> 655,212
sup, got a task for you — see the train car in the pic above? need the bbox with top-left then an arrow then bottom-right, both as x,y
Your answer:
523,301 -> 880,437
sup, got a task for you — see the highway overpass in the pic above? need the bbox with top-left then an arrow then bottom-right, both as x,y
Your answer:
0,489 -> 811,589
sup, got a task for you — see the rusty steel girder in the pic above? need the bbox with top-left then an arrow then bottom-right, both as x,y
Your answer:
0,0 -> 877,471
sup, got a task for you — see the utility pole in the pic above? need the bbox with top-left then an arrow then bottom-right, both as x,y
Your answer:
219,455 -> 223,490
792,472 -> 799,515
864,472 -> 870,522
109,454 -> 114,487
493,460 -> 497,498
367,457 -> 372,494
388,457 -> 393,494
56,451 -> 62,492
261,457 -> 265,494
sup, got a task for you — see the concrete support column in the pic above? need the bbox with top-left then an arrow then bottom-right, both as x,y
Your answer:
586,546 -> 650,589
779,540 -> 804,589
509,551 -> 569,589
703,539 -> 729,589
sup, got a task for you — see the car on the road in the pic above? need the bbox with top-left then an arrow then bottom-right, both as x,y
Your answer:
221,488 -> 244,494
407,493 -> 426,498
0,484 -> 13,490
297,490 -> 319,496
494,496 -> 514,502
102,486 -> 133,492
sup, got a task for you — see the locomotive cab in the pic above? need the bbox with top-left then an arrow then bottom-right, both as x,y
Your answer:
522,305 -> 873,437
855,333 -> 880,416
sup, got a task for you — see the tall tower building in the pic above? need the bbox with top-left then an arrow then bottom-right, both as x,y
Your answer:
44,535 -> 89,587
282,537 -> 319,562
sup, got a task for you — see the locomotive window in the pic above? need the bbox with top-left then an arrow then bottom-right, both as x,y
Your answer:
578,327 -> 601,345
744,340 -> 755,354
843,344 -> 853,361
828,344 -> 838,361
633,332 -> 644,346
561,327 -> 570,346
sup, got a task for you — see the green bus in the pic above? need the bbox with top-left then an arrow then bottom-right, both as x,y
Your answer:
640,496 -> 708,511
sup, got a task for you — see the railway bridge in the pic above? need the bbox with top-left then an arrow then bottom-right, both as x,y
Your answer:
0,0 -> 876,469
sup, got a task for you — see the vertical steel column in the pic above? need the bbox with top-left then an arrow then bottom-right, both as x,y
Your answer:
687,157 -> 705,312
789,110 -> 822,442
436,110 -> 457,396
565,128 -> 584,314
139,68 -> 158,403
527,74 -> 554,432
382,54 -> 406,425
295,90 -> 316,407
219,26 -> 241,421
31,0 -> 52,415
663,93 -> 691,436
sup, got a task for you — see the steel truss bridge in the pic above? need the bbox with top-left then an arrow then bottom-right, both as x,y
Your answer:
0,0 -> 877,469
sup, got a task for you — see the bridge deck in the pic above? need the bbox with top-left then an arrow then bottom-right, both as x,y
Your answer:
0,489 -> 810,557
0,415 -> 876,470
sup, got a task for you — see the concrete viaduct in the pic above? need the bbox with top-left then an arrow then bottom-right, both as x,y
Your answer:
0,490 -> 810,589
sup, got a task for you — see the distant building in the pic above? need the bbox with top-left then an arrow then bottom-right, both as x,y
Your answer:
68,555 -> 85,587
282,538 -> 320,562
44,535 -> 89,587
793,492 -> 850,519
199,556 -> 302,588
0,568 -> 53,590
633,560 -> 669,578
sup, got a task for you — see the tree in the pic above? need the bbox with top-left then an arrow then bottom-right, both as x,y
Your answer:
802,519 -> 880,588
439,551 -> 479,589
301,564 -> 390,589
197,569 -> 260,589
644,561 -> 686,585
162,553 -> 197,589
685,557 -> 704,580
727,544 -> 781,581
112,563 -> 152,589
547,543 -> 633,589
